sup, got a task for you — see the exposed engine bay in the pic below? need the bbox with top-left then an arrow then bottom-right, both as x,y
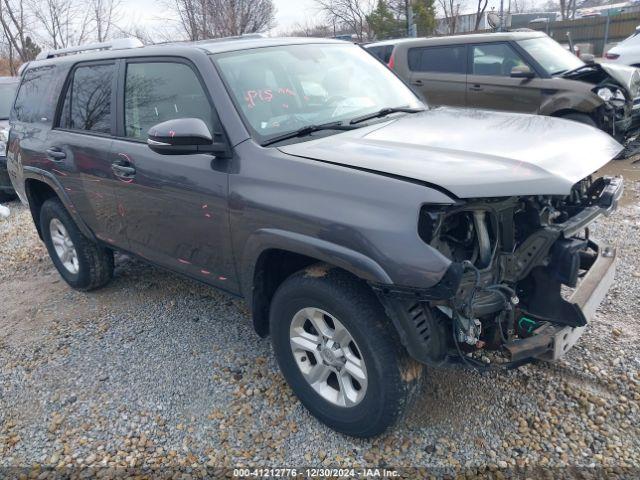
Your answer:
377,174 -> 623,370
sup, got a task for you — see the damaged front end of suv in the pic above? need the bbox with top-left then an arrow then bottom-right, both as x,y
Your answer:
377,175 -> 623,369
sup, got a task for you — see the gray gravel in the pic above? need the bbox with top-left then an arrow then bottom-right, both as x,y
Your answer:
1,160 -> 639,478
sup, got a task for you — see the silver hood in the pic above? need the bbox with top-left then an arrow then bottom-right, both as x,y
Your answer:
279,108 -> 623,199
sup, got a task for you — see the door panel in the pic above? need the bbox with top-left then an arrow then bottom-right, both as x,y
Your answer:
466,42 -> 543,113
112,60 -> 237,291
407,45 -> 467,107
51,62 -> 126,247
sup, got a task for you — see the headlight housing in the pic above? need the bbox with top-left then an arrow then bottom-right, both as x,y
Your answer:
597,87 -> 614,101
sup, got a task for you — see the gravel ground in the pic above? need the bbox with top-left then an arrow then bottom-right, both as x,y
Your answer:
1,159 -> 639,479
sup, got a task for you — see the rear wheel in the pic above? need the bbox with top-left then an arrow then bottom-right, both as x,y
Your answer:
269,265 -> 424,437
40,198 -> 114,291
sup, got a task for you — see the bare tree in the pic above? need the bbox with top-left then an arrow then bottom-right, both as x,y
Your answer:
0,0 -> 29,64
29,0 -> 92,48
474,0 -> 488,30
90,0 -> 121,42
314,0 -> 373,41
171,0 -> 275,40
437,0 -> 464,34
288,18 -> 332,37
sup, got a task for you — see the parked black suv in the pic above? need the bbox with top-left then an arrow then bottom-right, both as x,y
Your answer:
0,76 -> 19,200
8,36 -> 623,437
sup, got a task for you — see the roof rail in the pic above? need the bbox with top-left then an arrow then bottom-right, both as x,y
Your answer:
36,37 -> 143,60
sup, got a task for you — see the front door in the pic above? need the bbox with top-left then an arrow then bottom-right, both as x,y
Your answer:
110,59 -> 237,292
466,42 -> 542,113
407,44 -> 467,108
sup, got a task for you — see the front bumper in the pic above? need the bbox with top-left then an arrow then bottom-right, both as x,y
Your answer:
505,240 -> 616,362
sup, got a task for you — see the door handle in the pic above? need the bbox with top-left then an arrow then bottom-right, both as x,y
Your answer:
46,147 -> 66,161
469,84 -> 483,92
412,80 -> 424,86
111,162 -> 136,177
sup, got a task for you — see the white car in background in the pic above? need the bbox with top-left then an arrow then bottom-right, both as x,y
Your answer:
605,27 -> 640,66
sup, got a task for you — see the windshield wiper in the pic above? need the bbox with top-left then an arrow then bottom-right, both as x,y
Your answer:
261,121 -> 357,147
349,107 -> 424,125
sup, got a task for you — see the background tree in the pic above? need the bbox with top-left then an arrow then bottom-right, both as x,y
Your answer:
437,0 -> 464,34
90,0 -> 121,42
473,0 -> 488,30
315,0 -> 373,41
412,0 -> 436,36
367,0 -> 402,39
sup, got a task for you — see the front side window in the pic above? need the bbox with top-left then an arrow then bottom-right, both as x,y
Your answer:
13,66 -> 58,124
212,43 -> 422,143
124,62 -> 214,140
471,43 -> 527,76
60,63 -> 114,134
408,45 -> 466,74
517,36 -> 584,75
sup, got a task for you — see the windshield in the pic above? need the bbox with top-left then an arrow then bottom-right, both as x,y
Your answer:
0,82 -> 18,119
517,36 -> 584,75
212,43 -> 423,143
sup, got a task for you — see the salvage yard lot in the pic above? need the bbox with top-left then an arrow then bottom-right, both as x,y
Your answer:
1,158 -> 639,476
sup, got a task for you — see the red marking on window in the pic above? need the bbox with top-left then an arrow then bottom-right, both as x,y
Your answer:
65,187 -> 72,192
178,258 -> 191,265
117,203 -> 125,217
204,213 -> 212,218
169,130 -> 176,138
200,269 -> 211,275
51,168 -> 67,176
202,204 -> 208,209
218,276 -> 227,281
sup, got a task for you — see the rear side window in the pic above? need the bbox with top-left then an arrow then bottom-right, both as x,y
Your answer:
408,45 -> 466,74
124,62 -> 214,140
59,63 -> 115,134
13,66 -> 59,124
368,45 -> 394,63
471,43 -> 527,76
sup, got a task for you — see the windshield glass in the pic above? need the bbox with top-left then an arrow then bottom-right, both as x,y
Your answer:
517,36 -> 584,75
212,43 -> 423,143
0,82 -> 18,119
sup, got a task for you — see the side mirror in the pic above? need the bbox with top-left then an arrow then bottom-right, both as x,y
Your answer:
580,53 -> 595,64
510,65 -> 535,79
147,118 -> 230,157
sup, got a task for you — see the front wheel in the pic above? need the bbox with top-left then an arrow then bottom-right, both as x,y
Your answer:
269,265 -> 423,437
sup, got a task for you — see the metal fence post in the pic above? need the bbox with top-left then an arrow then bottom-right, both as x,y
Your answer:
603,15 -> 611,56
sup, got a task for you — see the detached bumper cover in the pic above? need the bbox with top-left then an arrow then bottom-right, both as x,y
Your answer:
506,240 -> 616,362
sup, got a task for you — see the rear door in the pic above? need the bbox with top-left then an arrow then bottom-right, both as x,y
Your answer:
110,58 -> 236,291
48,61 -> 127,247
466,42 -> 542,113
407,44 -> 467,107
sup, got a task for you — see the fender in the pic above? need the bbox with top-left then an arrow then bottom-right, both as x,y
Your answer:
540,91 -> 602,117
22,166 -> 96,241
240,228 -> 393,304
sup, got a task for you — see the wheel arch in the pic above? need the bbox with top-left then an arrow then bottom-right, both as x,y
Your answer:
242,229 -> 393,337
22,168 -> 95,241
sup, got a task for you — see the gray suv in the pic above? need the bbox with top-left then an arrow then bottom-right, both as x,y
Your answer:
8,36 -> 622,437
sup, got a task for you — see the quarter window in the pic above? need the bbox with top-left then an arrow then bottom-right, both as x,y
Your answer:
124,62 -> 213,140
408,46 -> 466,74
13,66 -> 59,124
60,63 -> 115,134
471,44 -> 527,76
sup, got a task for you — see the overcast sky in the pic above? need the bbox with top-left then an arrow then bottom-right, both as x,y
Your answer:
121,0 -> 323,37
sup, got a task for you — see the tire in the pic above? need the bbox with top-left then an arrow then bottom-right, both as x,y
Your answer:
559,112 -> 597,128
269,264 -> 424,437
40,197 -> 114,291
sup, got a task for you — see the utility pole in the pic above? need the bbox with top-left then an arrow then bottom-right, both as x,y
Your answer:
499,0 -> 504,31
406,0 -> 417,37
